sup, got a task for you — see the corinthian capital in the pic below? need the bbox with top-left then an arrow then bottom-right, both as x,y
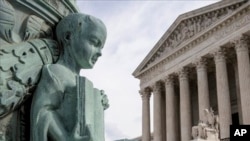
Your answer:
231,34 -> 250,52
178,67 -> 189,80
212,48 -> 226,63
152,81 -> 162,94
164,75 -> 174,86
194,57 -> 207,70
140,87 -> 151,100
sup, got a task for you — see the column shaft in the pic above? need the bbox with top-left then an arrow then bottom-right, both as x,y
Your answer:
214,49 -> 232,139
153,82 -> 162,141
165,76 -> 179,141
179,69 -> 192,141
233,61 -> 243,124
141,88 -> 151,141
196,58 -> 210,121
235,36 -> 250,124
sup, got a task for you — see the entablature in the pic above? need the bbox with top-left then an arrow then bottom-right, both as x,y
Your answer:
137,1 -> 250,89
133,0 -> 249,80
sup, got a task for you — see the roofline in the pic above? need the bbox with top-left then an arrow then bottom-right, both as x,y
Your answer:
132,0 -> 246,78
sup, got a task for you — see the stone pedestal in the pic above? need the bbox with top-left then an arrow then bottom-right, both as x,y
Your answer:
191,130 -> 220,141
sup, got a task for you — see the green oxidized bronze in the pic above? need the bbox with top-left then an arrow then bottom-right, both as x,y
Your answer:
0,0 -> 109,141
30,13 -> 108,141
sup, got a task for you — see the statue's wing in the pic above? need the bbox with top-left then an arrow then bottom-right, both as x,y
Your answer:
0,0 -> 16,44
0,0 -> 59,118
23,15 -> 53,41
0,39 -> 59,118
0,0 -> 52,45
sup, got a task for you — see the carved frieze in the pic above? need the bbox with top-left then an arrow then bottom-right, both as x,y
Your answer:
215,12 -> 250,40
140,0 -> 247,72
137,1 -> 250,88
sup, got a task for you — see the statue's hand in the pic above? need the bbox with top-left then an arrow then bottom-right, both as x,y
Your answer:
100,90 -> 109,110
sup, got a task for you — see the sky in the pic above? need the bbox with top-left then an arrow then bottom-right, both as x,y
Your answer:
76,0 -> 219,140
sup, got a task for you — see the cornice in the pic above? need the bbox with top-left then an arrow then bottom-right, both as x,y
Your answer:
13,0 -> 79,25
133,0 -> 248,79
135,1 -> 250,83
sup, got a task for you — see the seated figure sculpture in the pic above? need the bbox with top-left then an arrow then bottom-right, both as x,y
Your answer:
192,108 -> 219,141
30,13 -> 107,141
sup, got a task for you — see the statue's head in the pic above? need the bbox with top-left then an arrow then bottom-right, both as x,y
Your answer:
56,13 -> 107,69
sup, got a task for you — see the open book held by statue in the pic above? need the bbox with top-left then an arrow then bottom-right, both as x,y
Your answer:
0,1 -> 109,140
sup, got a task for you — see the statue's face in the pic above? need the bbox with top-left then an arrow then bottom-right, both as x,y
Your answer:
71,22 -> 106,69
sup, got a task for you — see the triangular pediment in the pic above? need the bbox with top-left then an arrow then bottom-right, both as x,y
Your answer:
133,0 -> 248,78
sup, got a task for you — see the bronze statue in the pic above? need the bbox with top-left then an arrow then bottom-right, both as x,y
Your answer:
30,13 -> 107,141
0,1 -> 109,140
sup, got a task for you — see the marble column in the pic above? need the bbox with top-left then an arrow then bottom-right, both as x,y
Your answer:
213,48 -> 232,139
140,88 -> 151,141
233,61 -> 243,124
153,82 -> 162,141
165,76 -> 179,141
196,58 -> 210,121
179,68 -> 192,141
234,35 -> 250,124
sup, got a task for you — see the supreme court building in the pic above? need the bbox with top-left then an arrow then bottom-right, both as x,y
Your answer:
132,0 -> 250,141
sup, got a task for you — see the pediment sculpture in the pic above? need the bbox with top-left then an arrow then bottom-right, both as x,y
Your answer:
141,0 -> 247,71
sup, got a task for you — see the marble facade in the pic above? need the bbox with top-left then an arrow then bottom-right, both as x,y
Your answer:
132,0 -> 250,141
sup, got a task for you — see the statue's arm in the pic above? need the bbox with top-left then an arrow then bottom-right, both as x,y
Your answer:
30,65 -> 68,141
